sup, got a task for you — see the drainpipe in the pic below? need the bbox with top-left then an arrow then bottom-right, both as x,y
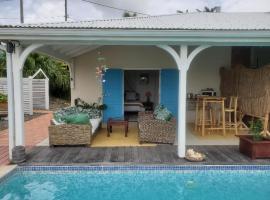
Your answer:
6,42 -> 15,160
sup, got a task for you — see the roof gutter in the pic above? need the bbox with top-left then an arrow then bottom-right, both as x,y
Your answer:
0,28 -> 270,46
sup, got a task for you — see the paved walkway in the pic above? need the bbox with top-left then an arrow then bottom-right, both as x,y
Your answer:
0,111 -> 52,165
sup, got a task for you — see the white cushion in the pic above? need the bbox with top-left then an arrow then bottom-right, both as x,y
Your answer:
90,118 -> 102,134
52,118 -> 64,126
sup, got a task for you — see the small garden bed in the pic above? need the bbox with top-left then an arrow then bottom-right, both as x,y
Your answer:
239,119 -> 270,159
239,136 -> 270,159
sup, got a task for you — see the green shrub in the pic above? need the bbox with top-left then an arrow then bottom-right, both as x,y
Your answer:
249,119 -> 263,141
0,93 -> 7,103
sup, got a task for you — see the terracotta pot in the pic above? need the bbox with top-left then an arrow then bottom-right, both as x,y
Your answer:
0,102 -> 8,111
239,135 -> 270,159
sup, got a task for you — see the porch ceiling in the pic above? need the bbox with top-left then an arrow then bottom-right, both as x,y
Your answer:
36,44 -> 100,61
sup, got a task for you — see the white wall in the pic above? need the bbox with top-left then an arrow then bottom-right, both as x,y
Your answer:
72,46 -> 232,111
186,46 -> 231,122
71,45 -> 175,104
187,46 -> 232,96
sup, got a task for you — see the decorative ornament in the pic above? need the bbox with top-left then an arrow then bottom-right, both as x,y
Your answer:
96,52 -> 109,84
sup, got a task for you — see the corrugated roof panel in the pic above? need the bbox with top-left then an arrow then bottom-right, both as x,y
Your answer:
1,12 -> 270,30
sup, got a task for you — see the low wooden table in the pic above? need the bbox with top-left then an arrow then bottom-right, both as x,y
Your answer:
107,118 -> 128,137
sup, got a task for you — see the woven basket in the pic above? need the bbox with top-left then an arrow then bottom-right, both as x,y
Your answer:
48,124 -> 92,146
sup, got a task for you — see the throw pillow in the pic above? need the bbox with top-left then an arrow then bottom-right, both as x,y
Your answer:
153,104 -> 164,116
155,107 -> 173,121
63,113 -> 90,125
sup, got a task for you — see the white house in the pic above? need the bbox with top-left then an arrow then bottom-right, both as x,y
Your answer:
0,12 -> 270,159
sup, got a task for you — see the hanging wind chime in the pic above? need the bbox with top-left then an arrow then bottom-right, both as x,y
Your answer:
96,51 -> 109,83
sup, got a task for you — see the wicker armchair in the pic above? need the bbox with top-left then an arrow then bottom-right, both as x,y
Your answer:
138,111 -> 176,144
48,122 -> 92,146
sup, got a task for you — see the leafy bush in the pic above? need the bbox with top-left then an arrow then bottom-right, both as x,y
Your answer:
0,51 -> 70,99
74,98 -> 107,110
249,119 -> 263,141
0,93 -> 7,103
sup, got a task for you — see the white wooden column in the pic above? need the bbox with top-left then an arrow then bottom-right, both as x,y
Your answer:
12,48 -> 25,146
2,44 -> 16,159
157,44 -> 210,158
178,45 -> 188,157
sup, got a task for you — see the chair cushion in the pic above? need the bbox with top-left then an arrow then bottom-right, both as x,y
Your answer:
54,106 -> 102,123
63,113 -> 90,125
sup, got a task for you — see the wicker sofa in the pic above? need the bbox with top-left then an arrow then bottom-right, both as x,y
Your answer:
48,105 -> 103,146
138,111 -> 176,144
48,122 -> 92,146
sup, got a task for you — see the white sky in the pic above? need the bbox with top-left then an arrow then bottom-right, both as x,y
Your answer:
0,0 -> 269,24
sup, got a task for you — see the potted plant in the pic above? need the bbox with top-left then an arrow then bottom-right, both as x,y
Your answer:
0,93 -> 8,111
239,119 -> 270,159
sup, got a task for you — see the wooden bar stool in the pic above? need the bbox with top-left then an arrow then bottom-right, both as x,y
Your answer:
224,96 -> 238,135
195,99 -> 214,132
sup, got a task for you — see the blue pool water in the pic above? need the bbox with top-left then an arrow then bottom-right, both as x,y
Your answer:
1,166 -> 270,200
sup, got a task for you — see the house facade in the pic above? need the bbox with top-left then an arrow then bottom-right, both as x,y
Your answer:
0,12 -> 270,159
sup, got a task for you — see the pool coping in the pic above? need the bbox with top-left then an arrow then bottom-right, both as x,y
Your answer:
2,164 -> 270,184
16,164 -> 270,171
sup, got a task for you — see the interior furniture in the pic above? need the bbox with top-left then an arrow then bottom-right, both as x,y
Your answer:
138,111 -> 176,144
194,99 -> 214,132
124,91 -> 145,112
107,118 -> 129,137
220,65 -> 270,135
143,101 -> 154,111
124,101 -> 145,112
224,96 -> 238,135
48,121 -> 92,146
195,96 -> 226,136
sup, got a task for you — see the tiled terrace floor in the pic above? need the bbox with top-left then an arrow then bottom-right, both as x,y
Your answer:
24,145 -> 270,166
0,111 -> 52,165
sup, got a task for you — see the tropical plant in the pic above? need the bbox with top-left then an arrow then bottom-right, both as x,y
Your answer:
123,11 -> 137,17
0,52 -> 70,99
75,98 -> 107,110
249,119 -> 263,141
177,10 -> 189,13
196,6 -> 221,13
0,51 -> 6,77
0,93 -> 7,103
23,53 -> 70,99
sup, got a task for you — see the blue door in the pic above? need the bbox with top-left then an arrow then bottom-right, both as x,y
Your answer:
102,69 -> 124,122
160,69 -> 179,118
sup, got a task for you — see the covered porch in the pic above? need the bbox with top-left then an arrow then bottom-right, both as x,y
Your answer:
1,13 -> 270,162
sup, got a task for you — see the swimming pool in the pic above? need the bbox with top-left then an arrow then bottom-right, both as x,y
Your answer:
1,165 -> 270,200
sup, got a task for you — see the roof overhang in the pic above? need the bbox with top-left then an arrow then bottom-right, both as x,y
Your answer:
0,28 -> 270,46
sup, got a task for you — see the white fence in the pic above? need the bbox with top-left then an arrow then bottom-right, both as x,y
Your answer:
0,70 -> 49,115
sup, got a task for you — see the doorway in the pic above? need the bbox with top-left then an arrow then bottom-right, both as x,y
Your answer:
124,70 -> 160,121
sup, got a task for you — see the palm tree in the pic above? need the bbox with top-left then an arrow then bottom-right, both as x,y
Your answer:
23,53 -> 71,99
123,11 -> 137,17
0,52 -> 71,99
196,6 -> 221,13
0,51 -> 6,77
